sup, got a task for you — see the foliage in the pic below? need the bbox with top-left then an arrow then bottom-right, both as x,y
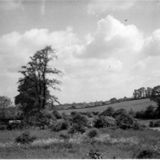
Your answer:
115,113 -> 139,129
7,120 -> 23,130
149,120 -> 160,127
51,119 -> 68,132
86,128 -> 99,139
70,112 -> 89,127
68,112 -> 89,133
52,110 -> 62,119
59,132 -> 70,140
0,96 -> 12,119
87,149 -> 103,159
113,108 -> 127,118
15,131 -> 36,144
135,105 -> 156,119
99,107 -> 115,117
94,116 -> 116,128
135,149 -> 154,159
15,46 -> 61,121
68,123 -> 86,134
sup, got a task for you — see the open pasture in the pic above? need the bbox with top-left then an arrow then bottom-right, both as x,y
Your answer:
0,128 -> 160,158
59,98 -> 157,114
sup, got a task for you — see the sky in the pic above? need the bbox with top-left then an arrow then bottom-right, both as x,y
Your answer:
0,0 -> 160,103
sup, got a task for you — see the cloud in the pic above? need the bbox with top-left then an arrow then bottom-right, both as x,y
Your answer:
0,27 -> 78,100
77,15 -> 143,61
0,0 -> 23,10
142,29 -> 160,57
41,0 -> 46,15
87,0 -> 135,15
1,15 -> 160,103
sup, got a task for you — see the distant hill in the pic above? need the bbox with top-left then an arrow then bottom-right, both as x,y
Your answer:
59,98 -> 157,114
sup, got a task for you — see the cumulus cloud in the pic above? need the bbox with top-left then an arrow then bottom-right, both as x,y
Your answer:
0,0 -> 23,10
142,29 -> 160,57
87,0 -> 136,15
77,15 -> 143,61
0,15 -> 160,103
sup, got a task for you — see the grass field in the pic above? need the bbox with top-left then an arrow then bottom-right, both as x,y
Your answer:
0,128 -> 160,158
59,98 -> 157,114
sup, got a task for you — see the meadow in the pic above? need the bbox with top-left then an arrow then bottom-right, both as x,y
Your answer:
0,98 -> 159,159
59,98 -> 157,114
0,128 -> 160,158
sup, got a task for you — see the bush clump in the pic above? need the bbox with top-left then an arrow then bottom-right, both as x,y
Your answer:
149,120 -> 160,127
51,119 -> 68,132
115,113 -> 140,129
87,149 -> 103,159
86,128 -> 99,139
68,112 -> 89,134
68,123 -> 86,134
15,131 -> 36,144
100,107 -> 115,117
52,110 -> 62,119
135,149 -> 154,159
94,116 -> 116,128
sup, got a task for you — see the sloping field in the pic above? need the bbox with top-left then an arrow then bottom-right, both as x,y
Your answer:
59,98 -> 157,114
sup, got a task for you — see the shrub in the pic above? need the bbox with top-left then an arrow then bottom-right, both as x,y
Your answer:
149,120 -> 160,127
92,111 -> 99,116
52,110 -> 62,119
94,116 -> 116,128
7,120 -> 23,130
87,149 -> 103,159
149,121 -> 154,127
0,124 -> 7,130
86,128 -> 99,139
100,107 -> 115,117
115,113 -> 138,129
113,109 -> 127,118
70,112 -> 89,127
51,119 -> 68,132
59,132 -> 70,140
68,123 -> 86,134
85,112 -> 93,118
15,131 -> 36,144
135,149 -> 154,159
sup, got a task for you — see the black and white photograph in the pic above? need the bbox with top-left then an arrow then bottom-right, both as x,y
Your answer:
0,0 -> 160,158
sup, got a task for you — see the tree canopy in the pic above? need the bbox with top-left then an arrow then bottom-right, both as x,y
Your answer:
15,46 -> 61,119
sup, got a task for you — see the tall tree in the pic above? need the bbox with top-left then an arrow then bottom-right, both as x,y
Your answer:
15,46 -> 61,118
0,96 -> 12,119
150,85 -> 160,118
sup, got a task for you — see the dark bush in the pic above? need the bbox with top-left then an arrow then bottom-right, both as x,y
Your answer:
84,112 -> 93,118
100,107 -> 115,117
86,128 -> 99,139
59,132 -> 70,140
0,124 -> 7,130
149,121 -> 154,127
135,149 -> 154,159
94,116 -> 116,128
52,110 -> 62,119
70,112 -> 89,127
51,119 -> 68,132
15,131 -> 36,144
149,120 -> 160,127
68,123 -> 86,134
7,120 -> 23,130
113,108 -> 127,118
92,112 -> 99,116
115,113 -> 139,129
87,149 -> 103,159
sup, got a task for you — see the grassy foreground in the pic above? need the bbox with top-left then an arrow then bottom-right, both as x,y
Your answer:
0,127 -> 160,158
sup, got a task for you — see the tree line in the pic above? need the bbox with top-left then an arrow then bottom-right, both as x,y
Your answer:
133,86 -> 160,99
